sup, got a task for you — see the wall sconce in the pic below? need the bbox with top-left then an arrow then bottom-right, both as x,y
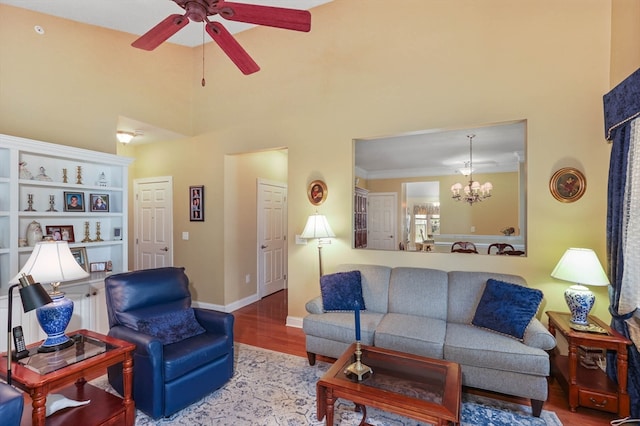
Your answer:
301,212 -> 335,277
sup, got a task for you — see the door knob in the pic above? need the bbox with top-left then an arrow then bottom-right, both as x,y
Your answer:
261,244 -> 268,249
160,247 -> 169,252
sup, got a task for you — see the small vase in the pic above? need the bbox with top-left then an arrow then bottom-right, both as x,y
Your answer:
26,220 -> 44,246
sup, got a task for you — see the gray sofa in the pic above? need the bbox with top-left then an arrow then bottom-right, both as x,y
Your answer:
302,264 -> 556,417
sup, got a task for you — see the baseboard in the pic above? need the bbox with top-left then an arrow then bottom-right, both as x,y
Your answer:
193,293 -> 259,313
286,316 -> 303,328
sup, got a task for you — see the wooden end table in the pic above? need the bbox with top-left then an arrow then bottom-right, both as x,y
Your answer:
546,311 -> 631,417
317,343 -> 461,426
0,329 -> 135,426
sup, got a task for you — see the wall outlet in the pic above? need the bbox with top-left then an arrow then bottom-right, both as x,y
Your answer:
245,274 -> 250,284
470,226 -> 475,233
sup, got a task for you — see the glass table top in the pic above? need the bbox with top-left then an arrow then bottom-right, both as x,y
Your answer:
19,334 -> 114,375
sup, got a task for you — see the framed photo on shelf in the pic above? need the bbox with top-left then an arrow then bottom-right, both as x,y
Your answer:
190,185 -> 204,222
307,180 -> 328,206
70,247 -> 88,272
63,191 -> 85,212
90,193 -> 109,212
45,225 -> 75,243
90,262 -> 107,272
549,167 -> 586,203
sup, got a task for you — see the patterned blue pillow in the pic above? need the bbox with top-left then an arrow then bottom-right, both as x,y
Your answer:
472,279 -> 543,340
320,270 -> 366,312
137,308 -> 206,345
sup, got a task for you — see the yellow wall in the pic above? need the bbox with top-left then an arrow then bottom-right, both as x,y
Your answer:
3,1 -> 640,325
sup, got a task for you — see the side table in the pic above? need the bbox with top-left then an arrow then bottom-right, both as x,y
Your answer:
546,311 -> 631,416
0,329 -> 135,426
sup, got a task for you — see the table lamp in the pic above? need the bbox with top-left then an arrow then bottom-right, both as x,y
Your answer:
301,212 -> 335,277
551,248 -> 610,326
10,240 -> 90,352
5,274 -> 52,384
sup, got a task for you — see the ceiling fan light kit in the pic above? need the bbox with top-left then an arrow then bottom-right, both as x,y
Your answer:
132,0 -> 312,75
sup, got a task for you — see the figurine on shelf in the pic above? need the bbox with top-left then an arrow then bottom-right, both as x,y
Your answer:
62,168 -> 68,183
97,172 -> 108,187
94,221 -> 104,242
19,161 -> 33,180
76,166 -> 83,185
35,166 -> 53,182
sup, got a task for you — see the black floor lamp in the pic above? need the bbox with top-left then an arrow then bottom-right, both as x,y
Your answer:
6,274 -> 52,385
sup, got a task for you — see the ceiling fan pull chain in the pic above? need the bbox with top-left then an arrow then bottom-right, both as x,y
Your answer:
201,23 -> 206,87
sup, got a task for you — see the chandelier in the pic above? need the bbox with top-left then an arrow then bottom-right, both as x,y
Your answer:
451,134 -> 493,205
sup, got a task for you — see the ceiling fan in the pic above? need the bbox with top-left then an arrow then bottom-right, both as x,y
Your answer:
132,0 -> 311,75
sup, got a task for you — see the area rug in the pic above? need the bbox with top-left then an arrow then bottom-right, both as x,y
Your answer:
91,343 -> 562,426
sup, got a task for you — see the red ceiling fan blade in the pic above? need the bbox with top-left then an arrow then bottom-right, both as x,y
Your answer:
206,22 -> 260,75
132,14 -> 190,50
217,1 -> 311,32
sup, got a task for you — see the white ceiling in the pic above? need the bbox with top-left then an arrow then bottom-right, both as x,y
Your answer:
0,0 -> 331,47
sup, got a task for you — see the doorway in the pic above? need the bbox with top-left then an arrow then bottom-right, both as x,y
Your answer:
133,176 -> 174,270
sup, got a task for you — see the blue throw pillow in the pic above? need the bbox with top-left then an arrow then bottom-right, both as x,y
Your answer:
137,308 -> 206,345
471,278 -> 543,340
320,270 -> 366,312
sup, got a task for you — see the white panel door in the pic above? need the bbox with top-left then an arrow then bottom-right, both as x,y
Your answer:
134,177 -> 173,270
368,192 -> 398,250
257,179 -> 287,298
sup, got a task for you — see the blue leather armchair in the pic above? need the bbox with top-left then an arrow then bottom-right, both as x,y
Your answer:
104,267 -> 234,419
0,382 -> 24,426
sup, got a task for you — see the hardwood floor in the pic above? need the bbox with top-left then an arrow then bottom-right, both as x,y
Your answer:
233,289 -> 618,426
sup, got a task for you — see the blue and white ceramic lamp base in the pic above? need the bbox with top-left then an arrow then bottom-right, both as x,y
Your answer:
36,292 -> 75,352
564,284 -> 595,326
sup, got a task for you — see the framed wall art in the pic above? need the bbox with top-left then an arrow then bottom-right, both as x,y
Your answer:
308,180 -> 328,206
63,191 -> 85,212
90,193 -> 109,212
70,247 -> 88,272
45,225 -> 75,243
549,167 -> 586,203
190,185 -> 204,222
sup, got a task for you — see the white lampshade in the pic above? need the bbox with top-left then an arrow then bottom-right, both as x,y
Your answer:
551,248 -> 610,286
551,248 -> 609,326
301,213 -> 335,240
11,240 -> 90,285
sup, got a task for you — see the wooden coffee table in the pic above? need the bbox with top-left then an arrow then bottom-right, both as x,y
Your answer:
317,343 -> 461,426
0,329 -> 135,426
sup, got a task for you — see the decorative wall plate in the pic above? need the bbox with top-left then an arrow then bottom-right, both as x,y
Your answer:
308,180 -> 328,206
549,167 -> 586,203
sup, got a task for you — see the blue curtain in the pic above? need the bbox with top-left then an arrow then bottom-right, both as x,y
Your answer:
603,67 -> 640,418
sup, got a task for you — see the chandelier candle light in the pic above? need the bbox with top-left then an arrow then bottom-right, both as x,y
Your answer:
11,240 -> 90,352
451,134 -> 493,205
551,248 -> 610,327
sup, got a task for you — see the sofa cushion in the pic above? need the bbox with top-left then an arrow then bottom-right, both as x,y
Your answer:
303,311 -> 384,346
471,279 -> 543,340
320,270 -> 366,312
374,313 -> 446,359
444,323 -> 549,376
137,308 -> 206,345
447,271 -> 527,324
388,267 -> 448,320
335,264 -> 391,314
